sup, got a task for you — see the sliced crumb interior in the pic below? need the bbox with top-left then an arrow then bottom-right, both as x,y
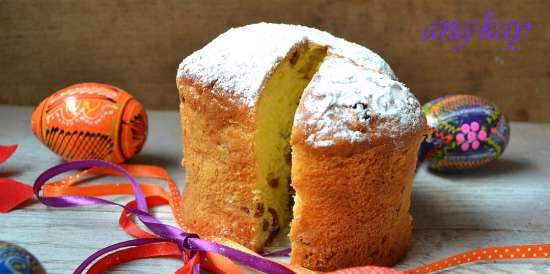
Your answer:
254,42 -> 327,248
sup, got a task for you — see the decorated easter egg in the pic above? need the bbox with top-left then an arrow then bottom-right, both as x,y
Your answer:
0,242 -> 45,274
420,94 -> 510,171
31,83 -> 148,163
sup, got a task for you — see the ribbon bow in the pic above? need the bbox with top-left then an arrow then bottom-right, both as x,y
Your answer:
34,160 -> 297,274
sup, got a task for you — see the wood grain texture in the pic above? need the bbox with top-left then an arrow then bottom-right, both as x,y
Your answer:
1,106 -> 549,273
1,0 -> 549,121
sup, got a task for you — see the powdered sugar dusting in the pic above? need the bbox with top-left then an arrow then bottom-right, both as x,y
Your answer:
177,23 -> 394,107
296,56 -> 424,148
177,23 -> 424,148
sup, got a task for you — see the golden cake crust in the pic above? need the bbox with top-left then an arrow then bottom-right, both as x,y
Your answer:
177,77 -> 264,250
289,134 -> 426,271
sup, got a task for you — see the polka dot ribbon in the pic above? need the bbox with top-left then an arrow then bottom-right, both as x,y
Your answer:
28,159 -> 550,274
402,244 -> 550,274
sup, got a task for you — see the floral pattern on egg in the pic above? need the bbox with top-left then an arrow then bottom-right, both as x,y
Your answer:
420,94 -> 510,171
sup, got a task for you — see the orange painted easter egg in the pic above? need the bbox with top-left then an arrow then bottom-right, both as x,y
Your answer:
31,83 -> 148,163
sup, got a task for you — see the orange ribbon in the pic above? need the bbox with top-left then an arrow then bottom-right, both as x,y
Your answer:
404,244 -> 550,274
41,164 -> 549,274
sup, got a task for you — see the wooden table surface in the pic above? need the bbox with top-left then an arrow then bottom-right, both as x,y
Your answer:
1,105 -> 549,274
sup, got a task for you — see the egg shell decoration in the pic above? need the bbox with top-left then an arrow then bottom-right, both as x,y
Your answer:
0,242 -> 45,274
420,94 -> 510,171
31,83 -> 148,164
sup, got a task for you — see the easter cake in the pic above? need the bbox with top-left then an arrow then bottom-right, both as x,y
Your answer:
176,23 -> 427,271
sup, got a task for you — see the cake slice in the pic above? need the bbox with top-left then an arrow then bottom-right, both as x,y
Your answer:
290,55 -> 426,270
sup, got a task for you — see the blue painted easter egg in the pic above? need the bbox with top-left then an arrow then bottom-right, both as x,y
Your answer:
419,94 -> 510,171
0,242 -> 45,274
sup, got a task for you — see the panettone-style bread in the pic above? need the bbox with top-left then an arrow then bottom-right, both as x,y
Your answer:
176,23 -> 427,271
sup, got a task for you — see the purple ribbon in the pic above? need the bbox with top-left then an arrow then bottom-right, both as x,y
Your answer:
262,248 -> 291,257
34,160 -> 295,274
